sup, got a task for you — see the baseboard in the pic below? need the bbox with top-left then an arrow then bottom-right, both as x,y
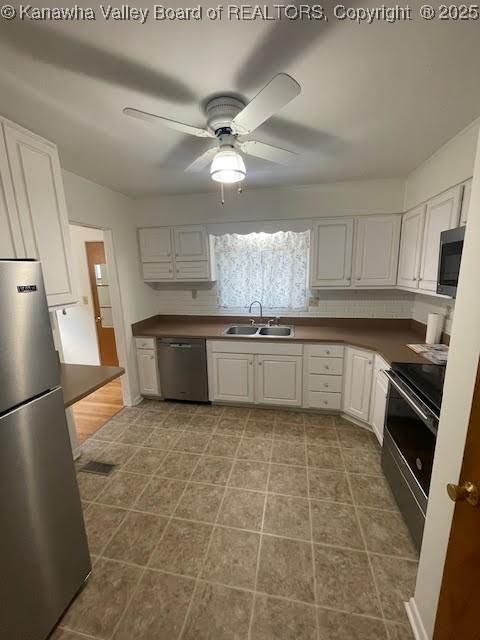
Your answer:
129,395 -> 143,407
405,598 -> 429,640
339,412 -> 374,432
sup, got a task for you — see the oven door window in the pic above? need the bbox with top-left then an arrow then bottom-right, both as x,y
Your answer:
439,240 -> 462,286
385,389 -> 436,497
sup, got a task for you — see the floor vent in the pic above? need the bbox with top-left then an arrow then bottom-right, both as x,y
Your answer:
79,461 -> 117,476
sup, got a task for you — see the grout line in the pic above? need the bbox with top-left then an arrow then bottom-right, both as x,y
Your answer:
306,438 -> 322,640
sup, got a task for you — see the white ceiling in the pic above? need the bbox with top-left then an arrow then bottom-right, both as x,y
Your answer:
0,1 -> 479,196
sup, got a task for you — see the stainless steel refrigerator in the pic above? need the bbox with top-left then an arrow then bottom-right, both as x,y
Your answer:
0,260 -> 91,640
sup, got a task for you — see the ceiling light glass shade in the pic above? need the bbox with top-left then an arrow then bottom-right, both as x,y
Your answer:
210,149 -> 246,183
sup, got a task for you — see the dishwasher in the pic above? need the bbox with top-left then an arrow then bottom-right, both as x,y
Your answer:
157,338 -> 209,402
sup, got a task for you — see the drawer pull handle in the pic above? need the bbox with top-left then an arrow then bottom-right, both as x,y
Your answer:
325,365 -> 329,370
324,383 -> 329,388
326,350 -> 330,355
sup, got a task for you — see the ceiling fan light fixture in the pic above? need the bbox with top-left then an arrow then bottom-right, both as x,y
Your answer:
210,149 -> 246,184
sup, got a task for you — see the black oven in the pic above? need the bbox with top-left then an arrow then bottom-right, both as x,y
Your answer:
382,363 -> 445,551
437,225 -> 465,298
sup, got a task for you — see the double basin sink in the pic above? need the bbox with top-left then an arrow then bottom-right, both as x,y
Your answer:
223,325 -> 294,338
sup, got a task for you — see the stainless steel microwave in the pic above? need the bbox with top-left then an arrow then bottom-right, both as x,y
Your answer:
437,225 -> 465,298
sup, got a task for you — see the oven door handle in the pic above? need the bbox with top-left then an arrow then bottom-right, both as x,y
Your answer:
384,371 -> 434,425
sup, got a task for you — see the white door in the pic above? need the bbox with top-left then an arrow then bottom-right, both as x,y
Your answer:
343,347 -> 373,422
138,227 -> 172,262
419,186 -> 462,292
353,215 -> 401,287
0,129 -> 24,258
4,123 -> 77,307
370,370 -> 389,444
136,349 -> 160,396
460,179 -> 472,226
397,205 -> 425,289
310,218 -> 354,287
173,225 -> 208,261
211,353 -> 254,403
256,355 -> 302,407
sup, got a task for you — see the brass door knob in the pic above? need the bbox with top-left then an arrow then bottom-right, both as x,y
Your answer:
447,481 -> 480,507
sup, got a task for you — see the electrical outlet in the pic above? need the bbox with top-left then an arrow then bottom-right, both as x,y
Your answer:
82,296 -> 88,305
309,296 -> 319,307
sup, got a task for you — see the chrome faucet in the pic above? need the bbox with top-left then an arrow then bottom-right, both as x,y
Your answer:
248,300 -> 263,323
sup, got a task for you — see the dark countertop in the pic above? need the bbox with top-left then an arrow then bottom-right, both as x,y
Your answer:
61,363 -> 124,408
132,315 -> 434,365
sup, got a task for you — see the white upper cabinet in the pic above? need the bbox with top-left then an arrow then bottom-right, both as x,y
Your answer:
139,227 -> 172,262
397,205 -> 425,289
419,185 -> 462,292
343,346 -> 373,422
353,215 -> 401,287
310,218 -> 353,288
173,225 -> 208,261
0,131 -> 24,259
2,121 -> 77,308
460,179 -> 472,226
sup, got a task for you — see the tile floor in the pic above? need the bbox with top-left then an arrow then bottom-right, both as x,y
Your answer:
54,401 -> 417,640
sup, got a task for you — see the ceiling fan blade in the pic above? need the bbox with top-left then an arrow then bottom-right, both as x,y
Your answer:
185,146 -> 218,172
240,140 -> 298,166
232,73 -> 301,135
123,108 -> 214,138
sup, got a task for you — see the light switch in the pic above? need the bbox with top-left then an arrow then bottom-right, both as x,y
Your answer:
82,296 -> 88,305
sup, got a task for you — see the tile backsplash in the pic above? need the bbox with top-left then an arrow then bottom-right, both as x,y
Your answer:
412,294 -> 455,334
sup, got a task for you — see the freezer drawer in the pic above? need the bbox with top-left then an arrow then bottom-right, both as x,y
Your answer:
0,387 -> 91,640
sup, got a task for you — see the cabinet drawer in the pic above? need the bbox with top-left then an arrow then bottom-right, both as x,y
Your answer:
306,391 -> 342,410
308,374 -> 342,393
306,344 -> 344,358
135,337 -> 156,350
308,356 -> 343,376
175,261 -> 209,281
142,262 -> 174,281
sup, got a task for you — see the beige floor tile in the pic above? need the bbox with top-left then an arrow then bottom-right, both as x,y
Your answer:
103,511 -> 168,565
244,420 -> 275,440
271,441 -> 306,466
250,594 -> 317,640
316,608 -> 387,640
305,425 -> 339,446
358,508 -> 418,558
257,535 -> 315,603
114,569 -> 194,640
308,468 -> 353,503
306,444 -> 344,470
95,443 -> 138,468
218,488 -> 266,531
83,503 -> 128,555
62,558 -> 141,638
196,404 -> 224,417
156,451 -> 201,480
116,425 -> 155,446
182,582 -> 253,640
187,415 -> 219,433
173,432 -> 212,454
333,415 -> 357,428
314,544 -> 382,616
149,518 -> 213,577
160,414 -> 191,429
229,460 -> 269,491
123,447 -> 167,474
175,482 -> 225,522
263,494 -> 311,540
349,474 -> 398,510
249,408 -> 277,422
92,420 -> 128,442
144,429 -> 181,450
206,435 -> 242,458
268,463 -> 308,497
385,621 -> 416,639
273,422 -> 306,442
172,404 -> 199,416
342,447 -> 383,475
222,406 -> 251,420
337,426 -> 378,450
50,630 -> 89,640
304,413 -> 336,427
310,500 -> 364,549
96,472 -> 150,509
202,526 -> 260,589
275,410 -> 304,424
370,555 -> 418,623
237,438 -> 273,462
191,455 -> 234,485
216,417 -> 247,436
138,410 -> 171,427
77,472 -> 110,502
134,477 -> 186,515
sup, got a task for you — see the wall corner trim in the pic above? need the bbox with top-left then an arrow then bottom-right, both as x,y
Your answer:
405,598 -> 429,640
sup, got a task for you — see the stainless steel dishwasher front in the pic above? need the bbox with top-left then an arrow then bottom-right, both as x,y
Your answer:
157,338 -> 209,402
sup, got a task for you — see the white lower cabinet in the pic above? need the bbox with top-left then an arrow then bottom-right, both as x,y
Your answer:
369,356 -> 390,444
343,347 -> 374,422
303,344 -> 344,409
256,354 -> 302,407
136,342 -> 161,397
210,353 -> 254,403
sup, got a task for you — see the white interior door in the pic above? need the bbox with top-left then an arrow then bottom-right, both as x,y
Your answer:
353,215 -> 401,287
343,347 -> 373,422
138,227 -> 172,262
310,218 -> 353,287
211,353 -> 254,403
173,226 -> 208,261
397,205 -> 425,289
256,355 -> 302,407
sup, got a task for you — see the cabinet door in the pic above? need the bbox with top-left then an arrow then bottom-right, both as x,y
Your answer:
343,347 -> 373,422
0,129 -> 24,258
256,355 -> 302,407
310,218 -> 353,287
142,262 -> 174,281
353,215 -> 401,287
460,179 -> 472,226
173,225 -> 208,261
211,353 -> 254,403
138,227 -> 172,262
419,186 -> 462,292
397,205 -> 425,289
4,123 -> 76,307
175,261 -> 210,281
136,349 -> 161,396
370,370 -> 389,444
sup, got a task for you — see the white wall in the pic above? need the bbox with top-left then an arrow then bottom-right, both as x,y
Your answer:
409,129 -> 480,638
412,295 -> 455,336
57,224 -> 104,365
404,119 -> 479,210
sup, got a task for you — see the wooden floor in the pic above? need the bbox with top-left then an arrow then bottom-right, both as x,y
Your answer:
73,378 -> 124,444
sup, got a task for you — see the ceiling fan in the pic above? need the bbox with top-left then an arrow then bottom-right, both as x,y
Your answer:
123,73 -> 301,184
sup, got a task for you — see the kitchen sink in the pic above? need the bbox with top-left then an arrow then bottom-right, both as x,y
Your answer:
222,325 -> 294,338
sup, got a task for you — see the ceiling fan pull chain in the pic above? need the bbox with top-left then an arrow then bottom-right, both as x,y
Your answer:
221,182 -> 225,205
